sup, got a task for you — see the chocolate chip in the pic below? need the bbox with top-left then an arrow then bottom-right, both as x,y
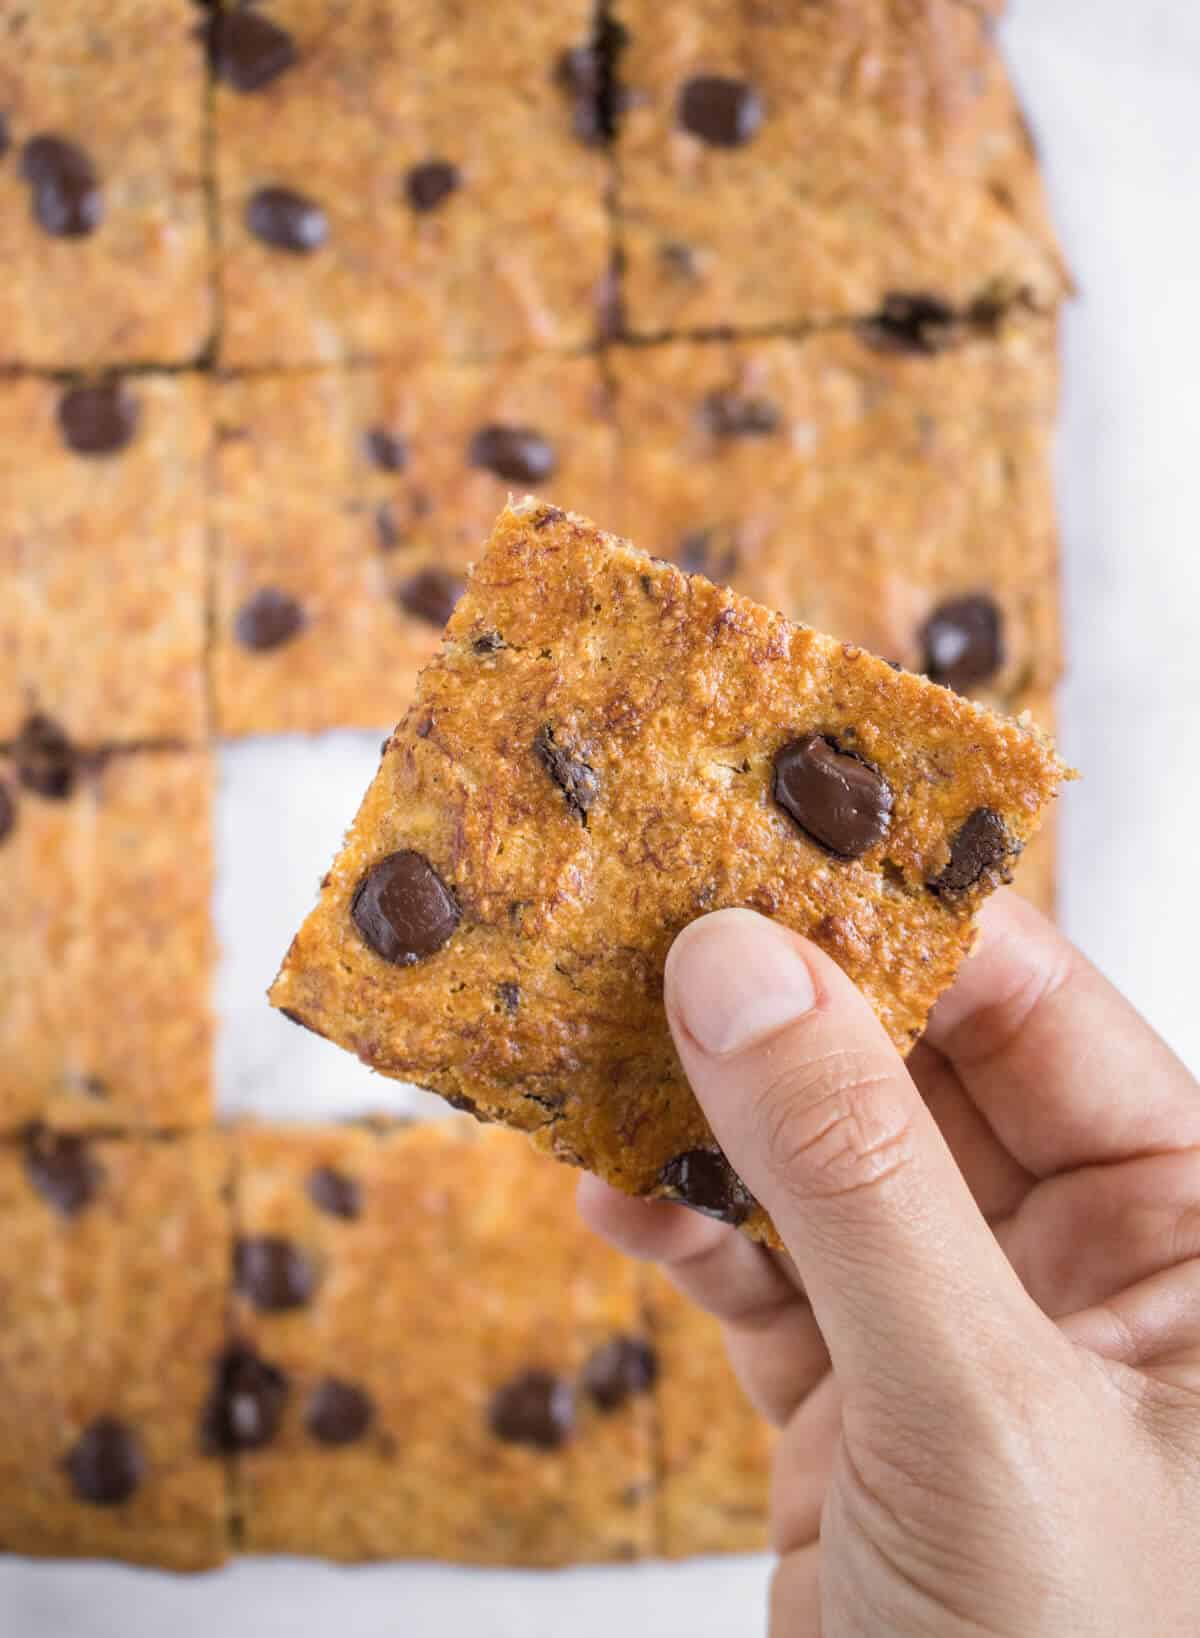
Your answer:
406,160 -> 460,212
496,980 -> 521,1014
65,1419 -> 143,1506
305,1378 -> 373,1446
699,390 -> 780,439
375,502 -> 402,551
488,1370 -> 575,1449
772,735 -> 894,859
472,631 -> 505,654
245,185 -> 328,252
351,850 -> 461,965
921,595 -> 1005,692
14,714 -> 78,801
930,807 -> 1016,896
678,76 -> 763,147
467,424 -> 557,484
306,1166 -> 361,1221
208,10 -> 296,91
364,426 -> 407,472
394,566 -> 464,628
235,1236 -> 317,1311
581,1337 -> 658,1412
202,1344 -> 289,1452
21,135 -> 102,237
0,781 -> 14,846
57,382 -> 139,456
234,587 -> 306,652
23,1127 -> 100,1217
860,293 -> 959,356
657,1148 -> 754,1226
534,726 -> 599,823
445,1092 -> 489,1121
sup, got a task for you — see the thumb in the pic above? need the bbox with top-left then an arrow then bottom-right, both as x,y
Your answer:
664,908 -> 1050,1411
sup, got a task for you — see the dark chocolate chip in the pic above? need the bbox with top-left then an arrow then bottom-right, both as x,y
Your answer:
20,135 -> 102,237
305,1165 -> 361,1221
677,76 -> 763,147
394,566 -> 464,628
363,425 -> 407,472
921,595 -> 1005,692
0,781 -> 14,846
208,9 -> 297,91
234,587 -> 305,652
534,725 -> 599,823
375,502 -> 402,550
235,1235 -> 317,1311
860,292 -> 959,356
496,980 -> 521,1014
677,528 -> 737,582
305,1378 -> 374,1446
581,1337 -> 658,1412
467,424 -> 557,484
65,1418 -> 143,1506
14,713 -> 78,801
406,160 -> 460,212
699,389 -> 780,439
245,185 -> 328,253
930,807 -> 1016,896
488,1370 -> 575,1449
657,1148 -> 754,1226
23,1127 -> 101,1217
772,735 -> 893,859
57,381 -> 139,456
202,1344 -> 289,1452
472,631 -> 505,654
351,849 -> 461,965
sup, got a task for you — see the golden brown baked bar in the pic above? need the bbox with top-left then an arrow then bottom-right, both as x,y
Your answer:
0,375 -> 210,744
612,314 -> 1060,704
1007,691 -> 1057,918
0,748 -> 213,1131
214,0 -> 611,367
271,499 -> 1067,1246
613,0 -> 1065,338
228,1121 -> 655,1564
0,3 -> 211,366
0,1133 -> 230,1569
213,354 -> 617,735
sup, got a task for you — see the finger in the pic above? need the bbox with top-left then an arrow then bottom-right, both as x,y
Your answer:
926,891 -> 1200,1177
908,1040 -> 1033,1223
770,1543 -> 822,1638
770,1369 -> 840,1552
664,909 -> 1060,1413
1061,1259 -> 1200,1369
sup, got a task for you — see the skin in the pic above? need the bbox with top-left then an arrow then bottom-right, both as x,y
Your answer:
579,893 -> 1200,1637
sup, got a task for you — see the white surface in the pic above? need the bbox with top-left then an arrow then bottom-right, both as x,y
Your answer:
4,2 -> 1198,1631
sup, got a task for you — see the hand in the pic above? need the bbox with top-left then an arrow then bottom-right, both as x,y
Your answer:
579,893 -> 1200,1636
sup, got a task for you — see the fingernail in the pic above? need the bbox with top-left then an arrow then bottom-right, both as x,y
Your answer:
667,909 -> 817,1056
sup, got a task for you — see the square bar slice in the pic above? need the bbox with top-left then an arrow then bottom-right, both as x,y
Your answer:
270,500 -> 1067,1245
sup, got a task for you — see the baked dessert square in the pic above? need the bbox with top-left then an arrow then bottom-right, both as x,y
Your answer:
213,353 -> 616,735
0,747 -> 214,1131
0,2 -> 211,366
613,0 -> 1065,337
214,0 -> 611,366
270,499 -> 1067,1246
0,374 -> 210,744
0,1133 -> 231,1570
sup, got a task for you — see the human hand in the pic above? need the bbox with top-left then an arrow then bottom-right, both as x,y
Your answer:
579,894 -> 1200,1636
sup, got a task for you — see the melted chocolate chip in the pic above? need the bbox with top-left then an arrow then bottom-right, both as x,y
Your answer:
472,631 -> 505,654
534,726 -> 599,823
772,735 -> 893,859
364,425 -> 407,472
860,293 -> 959,356
351,850 -> 461,965
306,1165 -> 361,1221
235,1236 -> 317,1311
930,807 -> 1016,896
0,781 -> 14,845
245,185 -> 328,252
921,595 -> 1005,692
678,76 -> 763,147
582,1337 -> 658,1412
394,566 -> 464,628
234,587 -> 306,652
488,1370 -> 575,1450
306,1378 -> 373,1446
21,135 -> 102,237
202,1344 -> 289,1452
65,1418 -> 143,1506
406,160 -> 460,212
657,1149 -> 754,1225
700,390 -> 780,439
14,713 -> 78,801
496,980 -> 521,1014
57,382 -> 139,456
467,424 -> 557,484
677,527 -> 738,582
208,9 -> 297,91
23,1127 -> 101,1217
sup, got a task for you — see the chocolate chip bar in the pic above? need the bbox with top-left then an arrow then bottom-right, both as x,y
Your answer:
270,500 -> 1068,1246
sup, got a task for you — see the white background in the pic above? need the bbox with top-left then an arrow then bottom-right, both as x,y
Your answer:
4,1 -> 1199,1630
